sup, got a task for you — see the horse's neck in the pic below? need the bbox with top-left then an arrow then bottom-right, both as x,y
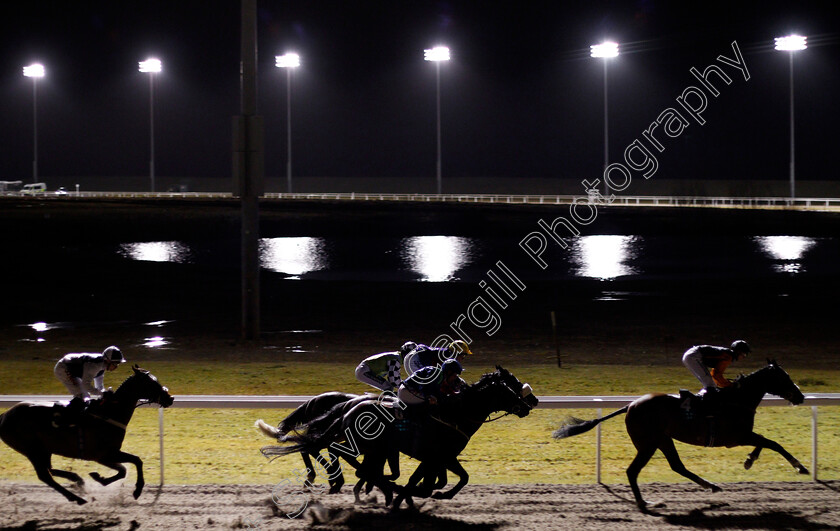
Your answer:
107,384 -> 140,424
730,376 -> 767,410
452,383 -> 502,437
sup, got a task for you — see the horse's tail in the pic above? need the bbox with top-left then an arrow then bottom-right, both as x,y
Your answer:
260,413 -> 345,460
255,419 -> 280,439
552,405 -> 629,439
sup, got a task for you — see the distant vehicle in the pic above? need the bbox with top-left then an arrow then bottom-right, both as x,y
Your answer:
54,187 -> 68,196
21,183 -> 47,195
0,180 -> 23,193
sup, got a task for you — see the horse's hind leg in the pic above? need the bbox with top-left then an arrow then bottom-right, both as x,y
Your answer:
658,438 -> 720,493
51,468 -> 85,486
744,446 -> 762,470
28,454 -> 87,505
89,462 -> 127,486
744,432 -> 808,474
626,444 -> 657,512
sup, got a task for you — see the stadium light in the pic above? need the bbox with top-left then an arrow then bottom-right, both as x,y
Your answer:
424,46 -> 450,194
275,53 -> 300,193
775,35 -> 807,199
23,63 -> 45,182
139,58 -> 162,192
591,42 -> 619,196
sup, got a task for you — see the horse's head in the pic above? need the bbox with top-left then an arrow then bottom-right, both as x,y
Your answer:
120,365 -> 174,408
473,366 -> 538,418
761,359 -> 804,405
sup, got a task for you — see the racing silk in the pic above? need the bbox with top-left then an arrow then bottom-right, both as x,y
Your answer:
55,353 -> 110,398
404,344 -> 453,376
399,364 -> 449,404
355,351 -> 402,391
693,345 -> 736,387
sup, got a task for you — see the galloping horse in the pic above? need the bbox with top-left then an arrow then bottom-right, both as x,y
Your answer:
553,360 -> 807,512
0,365 -> 174,504
262,366 -> 538,508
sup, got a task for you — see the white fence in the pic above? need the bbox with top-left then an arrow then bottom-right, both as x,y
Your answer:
6,191 -> 840,210
2,393 -> 839,484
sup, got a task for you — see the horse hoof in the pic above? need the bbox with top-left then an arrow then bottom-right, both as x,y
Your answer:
133,488 -> 143,499
798,466 -> 810,475
75,497 -> 88,505
709,484 -> 722,493
744,459 -> 753,470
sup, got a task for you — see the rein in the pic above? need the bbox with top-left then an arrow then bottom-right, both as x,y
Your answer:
86,412 -> 128,431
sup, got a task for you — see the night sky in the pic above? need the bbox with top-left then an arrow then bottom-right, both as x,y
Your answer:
1,1 -> 838,185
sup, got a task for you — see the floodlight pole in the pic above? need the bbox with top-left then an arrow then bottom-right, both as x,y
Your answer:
590,41 -> 618,198
23,64 -> 45,183
775,34 -> 806,200
435,60 -> 442,195
424,46 -> 449,194
275,53 -> 299,193
32,76 -> 39,183
149,72 -> 156,193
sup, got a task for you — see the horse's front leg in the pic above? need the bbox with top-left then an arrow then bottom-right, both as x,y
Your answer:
392,462 -> 427,509
99,450 -> 144,498
744,433 -> 809,474
431,458 -> 469,500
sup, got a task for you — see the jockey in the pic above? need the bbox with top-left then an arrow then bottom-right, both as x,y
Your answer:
54,346 -> 126,415
682,340 -> 750,394
354,341 -> 417,392
403,340 -> 472,377
398,358 -> 464,407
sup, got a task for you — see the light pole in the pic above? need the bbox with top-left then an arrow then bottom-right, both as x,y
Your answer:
590,41 -> 619,197
774,35 -> 806,200
275,52 -> 300,193
139,58 -> 162,192
23,63 -> 45,183
424,46 -> 450,195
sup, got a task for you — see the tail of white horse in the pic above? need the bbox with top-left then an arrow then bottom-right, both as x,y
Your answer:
254,419 -> 280,439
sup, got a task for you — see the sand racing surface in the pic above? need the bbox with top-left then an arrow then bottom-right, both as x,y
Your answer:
1,480 -> 839,530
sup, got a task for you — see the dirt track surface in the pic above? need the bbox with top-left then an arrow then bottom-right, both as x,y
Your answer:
1,481 -> 839,530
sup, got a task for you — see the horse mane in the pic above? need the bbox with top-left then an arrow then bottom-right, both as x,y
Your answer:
728,360 -> 784,392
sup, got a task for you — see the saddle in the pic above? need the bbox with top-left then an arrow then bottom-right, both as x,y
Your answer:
51,395 -> 107,429
678,389 -> 725,419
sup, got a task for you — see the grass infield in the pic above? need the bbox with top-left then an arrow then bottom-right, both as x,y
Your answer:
1,360 -> 838,487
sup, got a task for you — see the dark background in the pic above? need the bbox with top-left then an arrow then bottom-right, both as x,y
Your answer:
1,1 -> 838,186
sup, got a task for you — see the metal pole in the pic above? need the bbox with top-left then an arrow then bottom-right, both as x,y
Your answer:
789,53 -> 795,200
150,73 -> 156,193
596,407 -> 602,483
286,68 -> 292,193
240,0 -> 261,340
603,60 -> 608,197
811,405 -> 818,481
435,61 -> 442,195
32,77 -> 38,183
159,408 -> 165,485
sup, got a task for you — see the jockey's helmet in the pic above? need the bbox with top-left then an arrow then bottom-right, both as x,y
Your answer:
442,358 -> 463,375
730,340 -> 750,359
399,341 -> 418,356
103,346 -> 125,364
448,340 -> 472,357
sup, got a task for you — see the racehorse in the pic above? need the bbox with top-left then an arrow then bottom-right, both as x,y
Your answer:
552,360 -> 807,512
0,365 -> 174,504
261,366 -> 538,508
